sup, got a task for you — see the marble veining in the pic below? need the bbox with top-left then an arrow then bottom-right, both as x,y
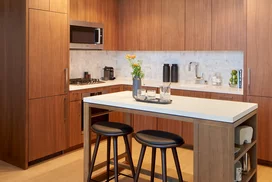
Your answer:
70,51 -> 243,86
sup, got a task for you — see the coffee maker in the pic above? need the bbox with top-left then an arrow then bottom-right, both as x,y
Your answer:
103,67 -> 115,80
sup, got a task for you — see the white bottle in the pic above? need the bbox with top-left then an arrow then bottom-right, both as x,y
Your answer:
234,161 -> 242,181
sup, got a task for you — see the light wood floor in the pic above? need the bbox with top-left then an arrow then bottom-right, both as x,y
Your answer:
0,138 -> 271,182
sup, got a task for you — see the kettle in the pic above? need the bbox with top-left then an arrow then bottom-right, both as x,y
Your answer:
103,67 -> 115,80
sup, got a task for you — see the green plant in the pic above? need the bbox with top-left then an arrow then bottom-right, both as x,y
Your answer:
126,54 -> 144,79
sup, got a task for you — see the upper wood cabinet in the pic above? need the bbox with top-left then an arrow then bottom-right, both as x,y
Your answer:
162,0 -> 185,50
211,0 -> 246,50
29,95 -> 68,161
29,0 -> 68,13
29,0 -> 49,11
118,0 -> 140,50
70,0 -> 86,21
247,96 -> 272,162
29,10 -> 68,99
185,0 -> 212,50
139,0 -> 162,50
247,0 -> 272,97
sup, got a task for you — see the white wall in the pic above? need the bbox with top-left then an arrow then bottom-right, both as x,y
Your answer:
70,51 -> 243,85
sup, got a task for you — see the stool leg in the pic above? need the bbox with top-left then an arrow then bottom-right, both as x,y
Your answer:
134,145 -> 146,182
88,135 -> 101,182
172,148 -> 184,182
113,136 -> 119,182
123,136 -> 135,177
150,148 -> 156,182
161,148 -> 167,182
106,137 -> 111,182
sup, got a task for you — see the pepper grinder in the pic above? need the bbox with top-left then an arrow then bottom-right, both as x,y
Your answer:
163,64 -> 170,82
171,64 -> 178,82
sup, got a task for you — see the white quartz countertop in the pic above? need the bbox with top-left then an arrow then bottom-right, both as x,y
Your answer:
70,79 -> 243,95
83,91 -> 257,123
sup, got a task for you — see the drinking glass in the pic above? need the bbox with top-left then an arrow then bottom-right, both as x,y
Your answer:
147,90 -> 156,100
137,89 -> 146,99
160,86 -> 171,101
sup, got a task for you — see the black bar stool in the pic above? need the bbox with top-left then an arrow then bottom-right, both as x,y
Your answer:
134,130 -> 184,182
88,122 -> 135,182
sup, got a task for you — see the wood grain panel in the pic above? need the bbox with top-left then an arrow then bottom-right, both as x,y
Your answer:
157,119 -> 183,136
69,101 -> 83,147
28,0 -> 49,10
70,0 -> 86,21
50,0 -> 68,14
247,96 -> 272,162
103,0 -> 119,50
133,115 -> 158,133
185,0 -> 212,50
247,0 -> 272,97
86,0 -> 102,23
0,0 -> 27,169
210,93 -> 244,102
162,0 -> 185,50
118,0 -> 140,50
29,95 -> 67,161
139,0 -> 162,50
212,0 -> 246,50
29,10 -> 68,99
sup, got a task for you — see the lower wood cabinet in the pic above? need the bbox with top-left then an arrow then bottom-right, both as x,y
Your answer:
133,115 -> 158,133
247,96 -> 272,162
69,100 -> 82,147
157,118 -> 183,136
211,93 -> 244,102
29,95 -> 68,161
109,85 -> 124,123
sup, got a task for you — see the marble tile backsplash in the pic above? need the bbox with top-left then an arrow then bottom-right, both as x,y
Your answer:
70,51 -> 243,85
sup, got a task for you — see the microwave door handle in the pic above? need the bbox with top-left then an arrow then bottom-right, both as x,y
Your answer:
95,28 -> 101,44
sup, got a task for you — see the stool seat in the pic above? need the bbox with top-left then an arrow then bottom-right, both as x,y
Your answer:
91,122 -> 133,137
135,130 -> 184,148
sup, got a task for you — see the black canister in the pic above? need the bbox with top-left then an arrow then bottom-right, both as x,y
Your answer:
163,64 -> 170,82
171,64 -> 178,82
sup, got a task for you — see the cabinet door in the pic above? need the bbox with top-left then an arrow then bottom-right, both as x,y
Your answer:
212,0 -> 246,50
133,115 -> 157,133
69,101 -> 82,147
139,0 -> 162,50
29,95 -> 68,161
70,0 -> 86,21
29,10 -> 68,99
50,0 -> 68,14
86,0 -> 103,23
162,0 -> 185,50
247,0 -> 272,97
157,119 -> 183,137
118,0 -> 140,50
210,93 -> 244,102
29,0 -> 49,11
185,0 -> 212,50
109,85 -> 124,123
247,96 -> 272,162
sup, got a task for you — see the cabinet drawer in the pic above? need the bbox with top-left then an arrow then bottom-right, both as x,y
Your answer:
123,85 -> 132,91
70,92 -> 82,101
109,85 -> 123,93
211,93 -> 244,102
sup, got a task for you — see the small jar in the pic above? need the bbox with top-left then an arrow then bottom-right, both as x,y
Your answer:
212,72 -> 222,86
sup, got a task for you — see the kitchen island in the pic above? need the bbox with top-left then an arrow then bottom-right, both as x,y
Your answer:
83,91 -> 258,182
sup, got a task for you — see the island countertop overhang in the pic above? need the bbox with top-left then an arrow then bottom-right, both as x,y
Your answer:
83,91 -> 257,123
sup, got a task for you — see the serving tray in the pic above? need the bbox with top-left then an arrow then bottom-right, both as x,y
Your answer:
134,96 -> 172,104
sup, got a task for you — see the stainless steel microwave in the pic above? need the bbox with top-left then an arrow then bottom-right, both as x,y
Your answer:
70,20 -> 104,50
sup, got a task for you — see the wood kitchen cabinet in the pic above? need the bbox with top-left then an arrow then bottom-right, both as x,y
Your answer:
69,100 -> 83,147
70,0 -> 86,21
109,85 -> 124,123
139,0 -> 162,50
247,96 -> 272,162
118,0 -> 140,50
185,0 -> 212,50
29,95 -> 68,161
211,0 -> 246,50
29,9 -> 68,99
29,0 -> 68,13
247,0 -> 272,97
162,0 -> 185,50
210,93 -> 244,102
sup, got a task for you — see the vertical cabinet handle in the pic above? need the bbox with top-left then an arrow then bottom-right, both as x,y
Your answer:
64,68 -> 69,93
248,68 -> 251,94
64,97 -> 67,122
